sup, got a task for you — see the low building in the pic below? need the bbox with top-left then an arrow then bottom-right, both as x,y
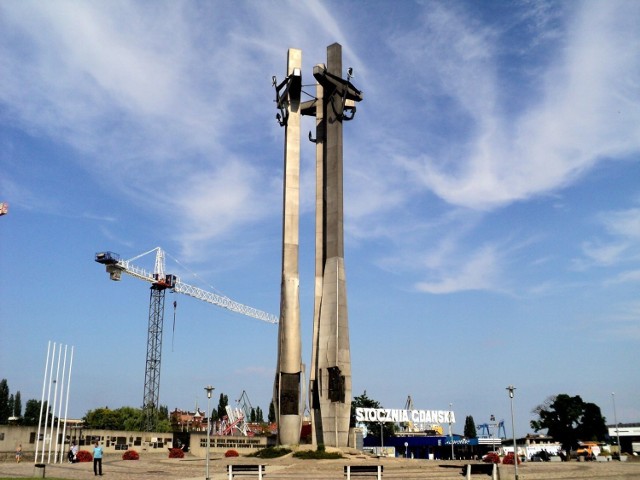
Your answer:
608,423 -> 640,454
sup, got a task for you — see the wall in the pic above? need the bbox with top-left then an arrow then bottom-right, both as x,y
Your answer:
1,425 -> 272,460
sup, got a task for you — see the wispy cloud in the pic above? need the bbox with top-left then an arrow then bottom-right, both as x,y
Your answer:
575,206 -> 640,272
415,243 -> 501,294
385,1 -> 640,210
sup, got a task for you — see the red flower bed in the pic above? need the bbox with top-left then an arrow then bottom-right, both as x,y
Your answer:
122,449 -> 139,460
482,452 -> 500,464
75,450 -> 93,462
502,452 -> 521,465
168,448 -> 185,459
224,449 -> 239,457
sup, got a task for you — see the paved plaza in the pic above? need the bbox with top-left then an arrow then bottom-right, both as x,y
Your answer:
2,452 -> 640,479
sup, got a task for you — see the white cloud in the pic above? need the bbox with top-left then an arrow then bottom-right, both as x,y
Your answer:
415,243 -> 501,294
388,1 -> 640,210
600,208 -> 640,239
575,206 -> 640,270
606,270 -> 640,286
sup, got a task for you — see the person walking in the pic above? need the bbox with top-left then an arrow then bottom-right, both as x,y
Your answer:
15,444 -> 22,463
93,441 -> 103,475
68,441 -> 78,463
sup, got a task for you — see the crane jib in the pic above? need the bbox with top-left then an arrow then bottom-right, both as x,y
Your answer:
94,250 -> 278,324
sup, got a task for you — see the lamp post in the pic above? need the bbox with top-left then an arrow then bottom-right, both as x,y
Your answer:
490,414 -> 496,453
449,403 -> 455,460
204,385 -> 215,480
612,392 -> 621,458
506,386 -> 518,480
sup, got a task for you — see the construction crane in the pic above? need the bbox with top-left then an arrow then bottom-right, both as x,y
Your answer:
95,247 -> 278,431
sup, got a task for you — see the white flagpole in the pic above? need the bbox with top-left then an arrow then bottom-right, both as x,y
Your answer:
48,343 -> 63,463
36,341 -> 52,464
41,342 -> 56,463
61,346 -> 74,463
54,345 -> 68,463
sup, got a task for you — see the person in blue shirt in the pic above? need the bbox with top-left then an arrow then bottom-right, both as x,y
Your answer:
93,441 -> 103,476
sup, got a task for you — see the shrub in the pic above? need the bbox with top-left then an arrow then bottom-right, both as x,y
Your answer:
225,449 -> 239,457
75,450 -> 93,462
250,447 -> 291,459
122,449 -> 139,460
482,452 -> 500,464
293,448 -> 343,460
169,448 -> 185,459
502,452 -> 521,465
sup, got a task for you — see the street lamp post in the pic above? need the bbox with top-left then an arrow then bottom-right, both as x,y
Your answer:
612,392 -> 621,458
204,385 -> 215,480
449,403 -> 454,460
506,386 -> 518,480
490,414 -> 496,453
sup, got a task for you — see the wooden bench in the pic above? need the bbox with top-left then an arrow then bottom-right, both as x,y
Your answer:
227,464 -> 266,479
463,463 -> 497,480
344,465 -> 383,479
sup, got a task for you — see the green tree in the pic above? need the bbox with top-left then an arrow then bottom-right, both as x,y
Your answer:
14,391 -> 22,419
531,394 -> 607,451
577,402 -> 607,442
158,405 -> 169,420
122,407 -> 145,431
256,406 -> 264,423
350,390 -> 395,439
464,415 -> 477,438
84,407 -> 121,429
268,401 -> 276,423
23,399 -> 50,426
250,407 -> 256,422
0,379 -> 10,424
217,393 -> 228,420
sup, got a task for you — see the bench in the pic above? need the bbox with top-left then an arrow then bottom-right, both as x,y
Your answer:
463,463 -> 497,480
227,464 -> 266,479
344,465 -> 383,479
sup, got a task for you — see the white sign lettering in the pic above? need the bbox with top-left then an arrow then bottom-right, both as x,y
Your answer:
355,407 -> 455,424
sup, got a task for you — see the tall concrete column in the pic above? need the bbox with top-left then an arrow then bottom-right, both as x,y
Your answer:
308,69 -> 325,447
273,48 -> 303,446
307,43 -> 362,448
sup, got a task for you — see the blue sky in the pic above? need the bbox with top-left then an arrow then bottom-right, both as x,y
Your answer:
1,0 -> 639,438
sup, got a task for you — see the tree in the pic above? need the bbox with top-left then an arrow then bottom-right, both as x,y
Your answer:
464,415 -> 477,438
250,407 -> 256,422
256,406 -> 264,423
577,402 -> 607,442
531,394 -> 607,451
122,408 -> 145,431
350,390 -> 395,439
23,399 -> 49,426
268,401 -> 276,423
84,407 -> 121,429
83,406 -> 171,432
217,393 -> 228,421
0,379 -> 9,424
14,391 -> 22,419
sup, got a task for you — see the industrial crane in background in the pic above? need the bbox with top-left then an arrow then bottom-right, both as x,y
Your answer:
95,247 -> 278,431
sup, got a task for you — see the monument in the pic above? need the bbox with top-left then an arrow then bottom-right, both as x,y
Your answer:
273,43 -> 362,447
304,43 -> 362,448
272,48 -> 304,446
